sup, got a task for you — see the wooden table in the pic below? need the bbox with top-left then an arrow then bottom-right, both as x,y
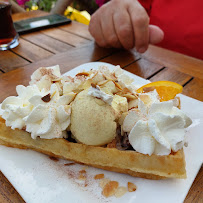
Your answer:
0,10 -> 202,203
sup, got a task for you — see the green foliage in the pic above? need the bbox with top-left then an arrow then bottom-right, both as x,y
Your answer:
24,0 -> 99,14
25,0 -> 57,12
71,0 -> 98,14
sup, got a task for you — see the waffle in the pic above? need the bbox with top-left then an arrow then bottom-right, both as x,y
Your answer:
0,117 -> 186,179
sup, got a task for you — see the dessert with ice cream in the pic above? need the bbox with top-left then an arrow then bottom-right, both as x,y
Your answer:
0,64 -> 192,179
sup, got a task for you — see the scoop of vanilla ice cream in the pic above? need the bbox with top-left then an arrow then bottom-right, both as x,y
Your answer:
71,89 -> 117,146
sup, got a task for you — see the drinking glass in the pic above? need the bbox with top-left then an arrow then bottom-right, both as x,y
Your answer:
0,0 -> 19,51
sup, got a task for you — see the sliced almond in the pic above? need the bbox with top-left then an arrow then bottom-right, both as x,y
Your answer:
112,80 -> 122,90
79,170 -> 86,174
122,87 -> 132,94
94,174 -> 104,180
91,71 -> 98,79
128,99 -> 139,110
143,86 -> 155,93
99,178 -> 110,188
52,78 -> 61,82
97,80 -> 109,86
115,186 -> 128,198
102,74 -> 112,81
123,93 -> 137,100
82,79 -> 92,90
76,72 -> 89,77
78,173 -> 86,180
102,181 -> 119,197
127,182 -> 137,192
78,170 -> 86,180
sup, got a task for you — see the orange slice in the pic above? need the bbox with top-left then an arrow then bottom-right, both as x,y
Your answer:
136,81 -> 183,102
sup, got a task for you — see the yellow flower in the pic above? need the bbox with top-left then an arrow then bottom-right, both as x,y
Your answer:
64,6 -> 90,25
31,5 -> 38,10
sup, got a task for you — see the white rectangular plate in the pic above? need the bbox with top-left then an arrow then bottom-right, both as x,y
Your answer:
0,62 -> 202,203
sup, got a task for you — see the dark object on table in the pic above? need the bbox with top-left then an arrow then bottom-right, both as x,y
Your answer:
14,14 -> 71,34
0,2 -> 19,50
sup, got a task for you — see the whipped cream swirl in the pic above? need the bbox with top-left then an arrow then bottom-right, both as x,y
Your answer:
24,84 -> 74,139
123,98 -> 192,155
1,85 -> 46,130
30,65 -> 61,91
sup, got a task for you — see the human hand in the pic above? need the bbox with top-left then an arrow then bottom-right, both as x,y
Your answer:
89,0 -> 164,53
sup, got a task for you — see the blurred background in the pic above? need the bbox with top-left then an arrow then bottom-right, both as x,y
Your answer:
12,0 -> 106,25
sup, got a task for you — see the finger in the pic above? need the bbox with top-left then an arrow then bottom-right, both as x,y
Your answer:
100,7 -> 122,48
89,12 -> 108,47
149,25 -> 164,44
113,8 -> 134,50
128,2 -> 149,53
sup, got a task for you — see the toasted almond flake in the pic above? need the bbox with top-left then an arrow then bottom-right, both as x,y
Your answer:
112,72 -> 116,78
177,96 -> 181,109
91,71 -> 98,79
115,186 -> 128,198
79,170 -> 86,174
52,78 -> 61,82
73,89 -> 82,94
94,174 -> 104,180
102,181 -> 119,197
82,79 -> 92,90
78,169 -> 87,180
122,87 -> 132,94
76,72 -> 90,77
123,93 -> 137,100
102,74 -> 112,81
143,86 -> 155,93
132,92 -> 139,98
99,178 -> 110,188
97,80 -> 109,86
127,182 -> 137,192
50,91 -> 56,99
78,173 -> 86,180
112,80 -> 122,90
110,73 -> 117,81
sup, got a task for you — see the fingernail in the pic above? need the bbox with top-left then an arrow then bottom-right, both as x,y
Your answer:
138,47 -> 146,53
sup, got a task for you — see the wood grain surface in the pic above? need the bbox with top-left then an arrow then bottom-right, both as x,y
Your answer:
141,45 -> 203,79
0,10 -> 202,203
21,32 -> 73,53
59,21 -> 93,40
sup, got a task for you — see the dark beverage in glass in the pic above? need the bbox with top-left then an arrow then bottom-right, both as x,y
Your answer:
0,1 -> 19,50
